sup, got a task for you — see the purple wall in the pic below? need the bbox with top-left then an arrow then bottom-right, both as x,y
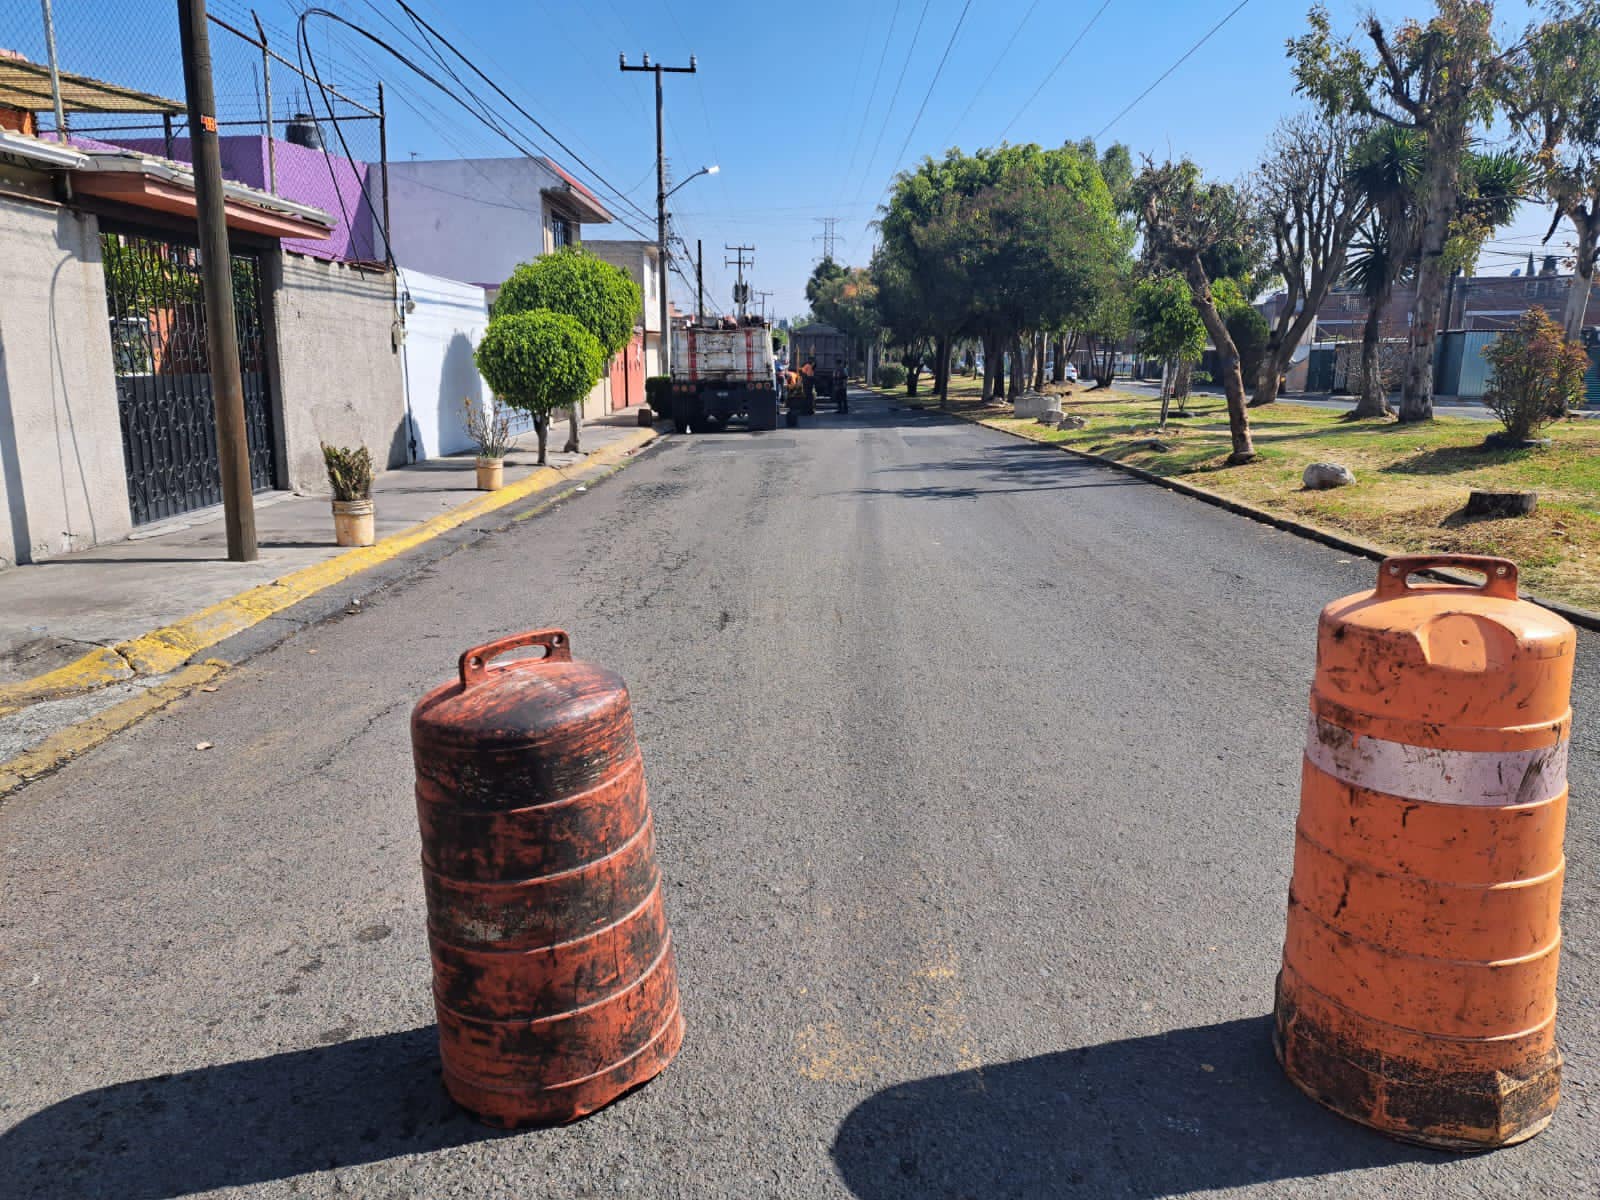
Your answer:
90,134 -> 375,262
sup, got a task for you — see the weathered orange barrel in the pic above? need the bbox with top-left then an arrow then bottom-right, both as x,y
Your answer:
1275,555 -> 1574,1149
411,629 -> 684,1127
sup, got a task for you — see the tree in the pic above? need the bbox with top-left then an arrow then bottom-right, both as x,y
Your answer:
1291,1 -> 1506,423
1133,158 -> 1261,464
1134,272 -> 1207,425
475,310 -> 605,466
805,258 -> 848,310
1504,1 -> 1600,338
1214,278 -> 1270,397
811,266 -> 880,381
491,248 -> 642,452
1344,123 -> 1426,417
1251,112 -> 1370,407
1482,306 -> 1591,439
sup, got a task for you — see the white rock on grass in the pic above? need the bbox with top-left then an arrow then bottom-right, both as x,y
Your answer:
1303,462 -> 1356,490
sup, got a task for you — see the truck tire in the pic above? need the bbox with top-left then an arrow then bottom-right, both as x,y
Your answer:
785,410 -> 799,428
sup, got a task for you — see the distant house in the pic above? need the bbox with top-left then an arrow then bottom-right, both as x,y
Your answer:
382,155 -> 613,289
584,238 -> 662,392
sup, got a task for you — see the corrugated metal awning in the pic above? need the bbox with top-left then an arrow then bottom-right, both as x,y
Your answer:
0,56 -> 183,114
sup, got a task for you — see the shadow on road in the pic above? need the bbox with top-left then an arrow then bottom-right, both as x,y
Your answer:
848,444 -> 1142,502
831,1016 -> 1440,1199
0,1026 -> 519,1199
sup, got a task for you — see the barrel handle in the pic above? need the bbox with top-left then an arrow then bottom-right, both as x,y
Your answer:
1376,554 -> 1518,600
459,628 -> 572,687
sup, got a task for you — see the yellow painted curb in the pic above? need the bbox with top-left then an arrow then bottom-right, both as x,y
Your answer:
0,429 -> 657,716
0,661 -> 226,798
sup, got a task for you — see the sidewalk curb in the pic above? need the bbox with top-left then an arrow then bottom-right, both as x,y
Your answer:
873,388 -> 1600,632
0,662 -> 226,797
0,428 -> 659,718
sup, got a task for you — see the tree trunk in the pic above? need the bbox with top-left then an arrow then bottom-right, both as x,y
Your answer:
981,333 -> 999,401
1183,259 -> 1255,463
935,334 -> 951,406
1561,211 -> 1597,340
1351,288 -> 1393,419
564,402 -> 581,453
535,414 -> 549,466
1158,360 -> 1172,427
1174,359 -> 1192,414
1033,330 -> 1047,390
1010,334 -> 1027,397
1399,129 -> 1467,423
1250,326 -> 1284,408
1051,334 -> 1067,384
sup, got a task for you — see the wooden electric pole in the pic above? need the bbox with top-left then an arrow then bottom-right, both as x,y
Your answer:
620,53 -> 696,375
177,0 -> 257,561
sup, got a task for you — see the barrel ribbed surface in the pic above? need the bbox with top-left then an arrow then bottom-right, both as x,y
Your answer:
1275,558 -> 1574,1150
411,632 -> 683,1128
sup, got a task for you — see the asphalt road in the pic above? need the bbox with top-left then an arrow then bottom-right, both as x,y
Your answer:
3,390 -> 1597,1198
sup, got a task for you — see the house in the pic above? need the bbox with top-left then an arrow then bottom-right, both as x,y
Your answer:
584,238 -> 663,399
382,155 -> 613,289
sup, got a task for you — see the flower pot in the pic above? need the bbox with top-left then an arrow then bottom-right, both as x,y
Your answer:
475,457 -> 504,491
332,498 -> 375,547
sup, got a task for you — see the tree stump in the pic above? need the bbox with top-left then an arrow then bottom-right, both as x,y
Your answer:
1465,490 -> 1538,518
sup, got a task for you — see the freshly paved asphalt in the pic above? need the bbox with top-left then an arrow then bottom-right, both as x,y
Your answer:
2,389 -> 1597,1198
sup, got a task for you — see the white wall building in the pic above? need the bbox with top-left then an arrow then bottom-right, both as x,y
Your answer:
584,239 -> 663,379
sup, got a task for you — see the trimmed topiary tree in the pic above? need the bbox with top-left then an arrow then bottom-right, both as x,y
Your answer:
475,310 -> 605,465
492,248 -> 642,452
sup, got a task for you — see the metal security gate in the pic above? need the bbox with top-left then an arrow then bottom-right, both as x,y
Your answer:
102,230 -> 278,525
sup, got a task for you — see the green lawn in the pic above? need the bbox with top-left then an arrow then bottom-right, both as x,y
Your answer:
884,377 -> 1600,611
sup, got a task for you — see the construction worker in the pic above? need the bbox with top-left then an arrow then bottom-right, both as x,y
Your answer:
800,357 -> 816,408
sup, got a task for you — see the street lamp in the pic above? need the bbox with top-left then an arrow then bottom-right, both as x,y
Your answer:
660,165 -> 719,350
666,164 -> 719,200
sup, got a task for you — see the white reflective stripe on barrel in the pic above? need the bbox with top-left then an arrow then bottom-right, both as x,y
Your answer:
1304,713 -> 1568,807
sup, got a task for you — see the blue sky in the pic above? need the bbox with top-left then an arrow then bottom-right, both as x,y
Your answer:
10,0 -> 1562,318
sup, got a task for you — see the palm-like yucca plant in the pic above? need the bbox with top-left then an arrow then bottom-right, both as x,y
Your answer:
1342,126 -> 1426,417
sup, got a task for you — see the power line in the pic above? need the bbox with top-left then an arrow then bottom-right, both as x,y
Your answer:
834,0 -> 904,213
848,0 -> 934,212
391,0 -> 659,230
1094,0 -> 1251,139
887,0 -> 974,175
998,0 -> 1114,142
946,0 -> 1045,143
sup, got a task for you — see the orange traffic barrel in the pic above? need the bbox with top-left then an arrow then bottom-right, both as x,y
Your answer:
411,629 -> 684,1127
1275,555 -> 1574,1149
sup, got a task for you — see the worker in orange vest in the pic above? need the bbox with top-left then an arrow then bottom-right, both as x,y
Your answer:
800,357 -> 816,407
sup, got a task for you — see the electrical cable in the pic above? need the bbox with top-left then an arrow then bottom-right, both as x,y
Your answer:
997,0 -> 1114,141
887,0 -> 974,176
946,0 -> 1045,142
850,0 -> 938,213
391,0 -> 659,231
294,8 -> 658,244
1094,0 -> 1251,138
834,0 -> 903,214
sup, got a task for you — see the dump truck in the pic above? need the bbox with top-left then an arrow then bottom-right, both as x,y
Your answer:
668,318 -> 780,432
787,322 -> 850,414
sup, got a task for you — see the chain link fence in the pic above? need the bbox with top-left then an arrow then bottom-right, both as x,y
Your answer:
1,0 -> 389,264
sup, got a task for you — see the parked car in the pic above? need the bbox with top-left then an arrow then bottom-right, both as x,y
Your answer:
1064,363 -> 1079,382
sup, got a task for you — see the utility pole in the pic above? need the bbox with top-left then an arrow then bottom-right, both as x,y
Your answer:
725,244 -> 754,320
696,238 -> 704,323
754,290 -> 773,321
178,0 -> 257,561
620,52 -> 695,374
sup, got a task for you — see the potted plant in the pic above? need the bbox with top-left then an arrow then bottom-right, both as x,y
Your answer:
322,441 -> 375,547
462,396 -> 512,490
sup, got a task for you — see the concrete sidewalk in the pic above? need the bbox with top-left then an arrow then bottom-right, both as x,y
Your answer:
0,409 -> 659,780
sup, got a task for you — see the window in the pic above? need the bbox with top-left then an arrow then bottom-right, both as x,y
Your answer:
549,212 -> 574,248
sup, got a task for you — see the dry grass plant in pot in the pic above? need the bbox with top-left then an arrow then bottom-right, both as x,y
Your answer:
322,441 -> 375,546
464,396 -> 512,490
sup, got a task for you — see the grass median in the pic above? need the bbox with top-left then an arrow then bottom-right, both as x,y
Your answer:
893,377 -> 1600,611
